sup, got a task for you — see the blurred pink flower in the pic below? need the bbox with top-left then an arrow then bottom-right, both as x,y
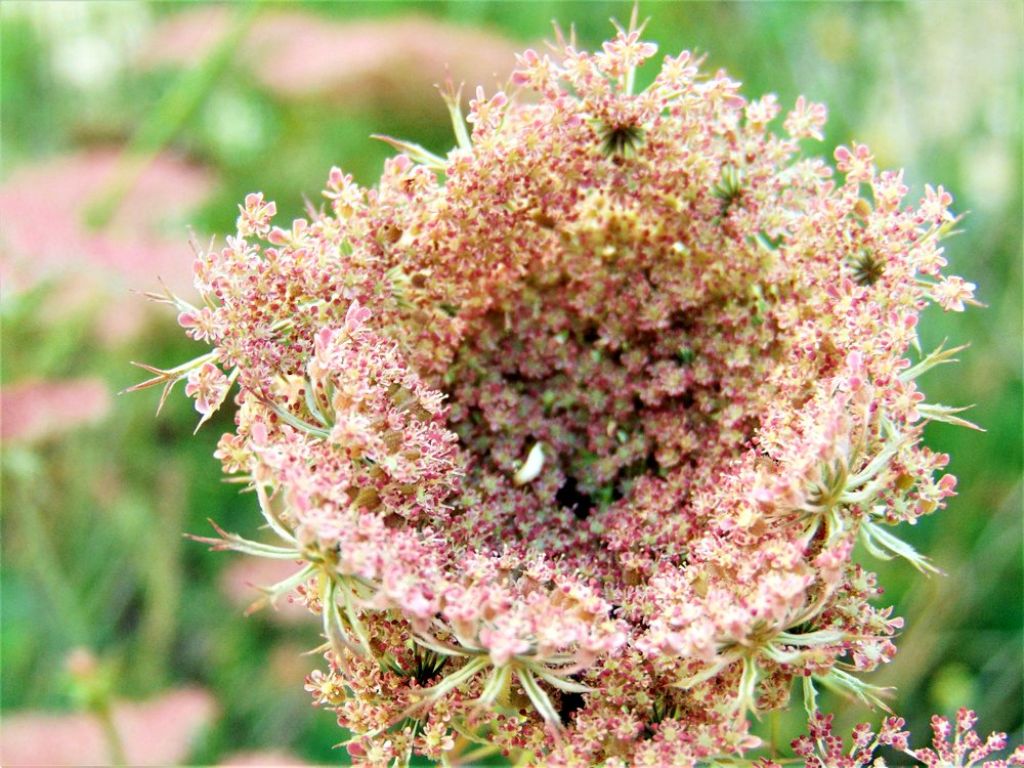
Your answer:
0,687 -> 217,767
0,149 -> 214,297
141,9 -> 519,112
1,378 -> 111,443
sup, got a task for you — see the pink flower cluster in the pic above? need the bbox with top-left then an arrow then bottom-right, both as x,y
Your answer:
139,19 -> 1010,767
781,709 -> 1023,768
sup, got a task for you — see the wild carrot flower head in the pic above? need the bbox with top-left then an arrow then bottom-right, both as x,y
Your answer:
138,17 -> 993,767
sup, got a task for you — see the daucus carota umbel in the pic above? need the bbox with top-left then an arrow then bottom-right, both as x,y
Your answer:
135,16 -> 1017,768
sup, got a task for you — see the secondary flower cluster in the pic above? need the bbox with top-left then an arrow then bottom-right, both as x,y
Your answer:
136,19 -> 1008,767
779,708 -> 1024,768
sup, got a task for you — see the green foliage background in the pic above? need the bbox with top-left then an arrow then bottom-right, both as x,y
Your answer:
2,2 -> 1021,764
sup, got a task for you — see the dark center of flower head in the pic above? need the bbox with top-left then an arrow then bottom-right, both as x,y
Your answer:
850,248 -> 885,286
599,119 -> 645,158
439,185 -> 780,580
555,475 -> 598,520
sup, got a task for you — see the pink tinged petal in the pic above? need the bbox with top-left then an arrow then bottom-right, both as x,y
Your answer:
937,474 -> 957,497
266,227 -> 290,245
511,50 -> 538,85
344,300 -> 372,333
316,327 -> 336,352
845,351 -> 866,391
178,310 -> 199,328
921,184 -> 955,223
479,626 -> 530,667
250,421 -> 269,447
402,587 -> 434,619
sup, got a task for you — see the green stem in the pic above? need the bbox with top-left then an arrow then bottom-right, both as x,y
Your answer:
136,465 -> 185,689
96,701 -> 128,767
9,459 -> 89,642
